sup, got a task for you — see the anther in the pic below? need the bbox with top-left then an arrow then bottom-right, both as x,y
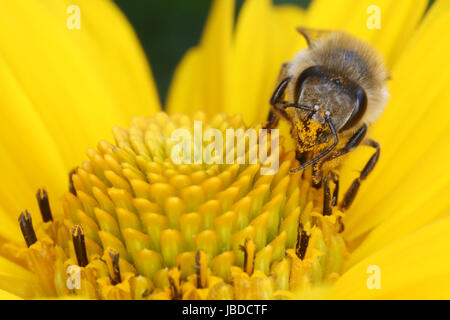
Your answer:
18,210 -> 37,247
296,223 -> 310,260
240,238 -> 256,275
195,251 -> 208,289
168,267 -> 182,300
337,216 -> 345,233
69,168 -> 77,196
323,175 -> 332,216
36,189 -> 53,222
72,224 -> 88,267
105,248 -> 121,285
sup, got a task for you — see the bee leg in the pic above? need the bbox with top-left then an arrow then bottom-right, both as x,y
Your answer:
323,171 -> 339,216
269,62 -> 291,112
312,123 -> 366,191
270,77 -> 291,106
268,66 -> 314,123
294,150 -> 312,180
264,75 -> 291,130
327,124 -> 367,161
340,139 -> 380,211
264,110 -> 281,129
296,150 -> 309,164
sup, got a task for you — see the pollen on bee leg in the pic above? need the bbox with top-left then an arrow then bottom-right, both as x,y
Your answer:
72,224 -> 88,267
18,210 -> 37,247
36,189 -> 53,222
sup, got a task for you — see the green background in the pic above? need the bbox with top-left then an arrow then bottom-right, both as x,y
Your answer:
113,0 -> 311,104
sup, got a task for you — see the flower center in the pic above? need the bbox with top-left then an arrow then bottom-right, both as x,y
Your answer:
7,112 -> 348,299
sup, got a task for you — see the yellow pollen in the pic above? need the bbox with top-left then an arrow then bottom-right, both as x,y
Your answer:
9,112 -> 348,299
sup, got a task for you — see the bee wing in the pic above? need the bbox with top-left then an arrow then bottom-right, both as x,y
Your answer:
296,27 -> 334,47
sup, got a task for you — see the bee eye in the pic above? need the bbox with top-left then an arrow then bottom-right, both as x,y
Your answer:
294,65 -> 327,101
340,86 -> 367,132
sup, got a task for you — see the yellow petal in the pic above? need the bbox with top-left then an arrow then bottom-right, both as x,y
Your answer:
346,149 -> 450,266
305,0 -> 357,29
0,207 -> 23,243
342,0 -> 450,242
0,255 -> 37,298
199,0 -> 234,116
305,0 -> 427,68
228,0 -> 306,124
166,48 -> 203,115
332,216 -> 450,299
0,288 -> 22,300
0,56 -> 67,241
272,5 -> 307,70
0,0 -> 160,238
167,0 -> 233,117
228,0 -> 273,123
0,0 -> 159,170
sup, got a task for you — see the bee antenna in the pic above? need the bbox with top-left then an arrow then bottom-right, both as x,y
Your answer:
290,114 -> 339,173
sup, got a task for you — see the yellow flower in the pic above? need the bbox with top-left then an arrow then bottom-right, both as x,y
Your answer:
1,0 -> 450,300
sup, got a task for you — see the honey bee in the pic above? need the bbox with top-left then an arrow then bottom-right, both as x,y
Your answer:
265,28 -> 390,217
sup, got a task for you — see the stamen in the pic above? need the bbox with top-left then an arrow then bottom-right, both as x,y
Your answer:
296,223 -> 310,260
169,268 -> 182,300
323,176 -> 332,216
105,248 -> 121,285
18,210 -> 37,247
195,251 -> 208,289
240,238 -> 256,275
337,216 -> 345,233
36,189 -> 53,222
69,168 -> 77,196
72,224 -> 88,267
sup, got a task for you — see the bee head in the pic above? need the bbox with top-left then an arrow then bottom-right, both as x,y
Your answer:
293,65 -> 367,134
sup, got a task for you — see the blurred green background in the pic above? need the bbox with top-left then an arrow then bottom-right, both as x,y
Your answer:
113,0 -> 311,104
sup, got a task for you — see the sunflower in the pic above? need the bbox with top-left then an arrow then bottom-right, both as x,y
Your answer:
1,0 -> 450,300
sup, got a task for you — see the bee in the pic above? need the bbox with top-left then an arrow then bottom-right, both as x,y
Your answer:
265,28 -> 390,218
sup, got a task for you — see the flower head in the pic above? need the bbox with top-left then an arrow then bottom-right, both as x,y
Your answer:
3,111 -> 348,299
